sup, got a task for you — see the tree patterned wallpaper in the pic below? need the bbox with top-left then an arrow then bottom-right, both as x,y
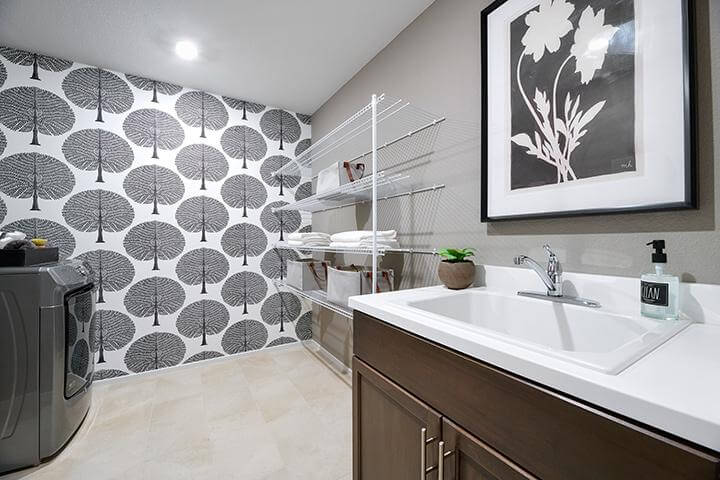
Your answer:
0,46 -> 315,380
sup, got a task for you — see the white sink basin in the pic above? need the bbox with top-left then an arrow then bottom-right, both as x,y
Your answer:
401,289 -> 690,374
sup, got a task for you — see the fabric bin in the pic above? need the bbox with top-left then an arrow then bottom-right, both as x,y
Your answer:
286,259 -> 330,291
316,160 -> 366,194
326,265 -> 394,306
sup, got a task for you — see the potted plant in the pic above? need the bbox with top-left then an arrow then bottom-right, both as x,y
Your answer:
437,248 -> 476,290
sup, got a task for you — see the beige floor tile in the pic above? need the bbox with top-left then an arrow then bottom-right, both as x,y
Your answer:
249,375 -> 310,423
5,346 -> 352,480
209,422 -> 286,479
153,367 -> 204,403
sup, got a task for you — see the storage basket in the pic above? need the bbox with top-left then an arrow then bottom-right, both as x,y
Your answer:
316,160 -> 365,194
286,259 -> 330,291
326,265 -> 394,306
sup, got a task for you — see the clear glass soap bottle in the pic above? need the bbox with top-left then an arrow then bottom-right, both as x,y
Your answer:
640,240 -> 679,320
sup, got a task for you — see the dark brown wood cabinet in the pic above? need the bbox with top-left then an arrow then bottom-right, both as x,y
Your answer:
352,311 -> 720,480
353,359 -> 442,480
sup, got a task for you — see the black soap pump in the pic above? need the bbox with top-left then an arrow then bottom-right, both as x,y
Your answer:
640,240 -> 679,320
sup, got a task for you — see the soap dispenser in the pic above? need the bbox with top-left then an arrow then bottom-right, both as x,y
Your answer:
641,240 -> 679,320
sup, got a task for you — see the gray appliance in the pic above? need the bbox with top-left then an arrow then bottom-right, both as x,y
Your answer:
0,259 -> 95,474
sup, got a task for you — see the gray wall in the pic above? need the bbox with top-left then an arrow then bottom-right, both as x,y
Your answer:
310,0 -> 719,365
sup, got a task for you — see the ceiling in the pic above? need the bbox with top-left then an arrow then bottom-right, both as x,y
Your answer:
0,0 -> 433,114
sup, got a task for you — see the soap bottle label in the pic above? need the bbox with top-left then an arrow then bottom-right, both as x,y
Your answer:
641,281 -> 669,307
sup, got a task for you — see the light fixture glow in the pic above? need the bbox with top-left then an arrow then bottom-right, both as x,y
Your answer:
175,40 -> 198,61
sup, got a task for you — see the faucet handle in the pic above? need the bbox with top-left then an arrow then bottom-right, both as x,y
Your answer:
543,244 -> 557,259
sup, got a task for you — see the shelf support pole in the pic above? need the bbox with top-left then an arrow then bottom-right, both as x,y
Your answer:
371,93 -> 378,293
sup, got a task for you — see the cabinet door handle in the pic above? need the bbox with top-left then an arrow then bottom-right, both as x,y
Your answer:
437,440 -> 454,479
420,427 -> 438,479
420,428 -> 427,479
438,441 -> 445,479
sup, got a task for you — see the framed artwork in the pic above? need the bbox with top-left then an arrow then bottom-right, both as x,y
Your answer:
480,0 -> 696,221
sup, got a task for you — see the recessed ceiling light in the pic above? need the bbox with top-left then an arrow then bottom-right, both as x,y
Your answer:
175,40 -> 198,61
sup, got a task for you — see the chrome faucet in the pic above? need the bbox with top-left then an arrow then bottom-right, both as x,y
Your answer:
514,245 -> 601,308
514,244 -> 563,297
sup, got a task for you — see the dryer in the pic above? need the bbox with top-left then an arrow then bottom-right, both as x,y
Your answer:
0,259 -> 95,474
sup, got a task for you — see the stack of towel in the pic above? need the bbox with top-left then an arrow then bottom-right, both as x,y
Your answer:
287,232 -> 331,247
329,230 -> 398,249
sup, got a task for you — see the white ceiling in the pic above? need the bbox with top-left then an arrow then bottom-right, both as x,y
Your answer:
0,0 -> 433,114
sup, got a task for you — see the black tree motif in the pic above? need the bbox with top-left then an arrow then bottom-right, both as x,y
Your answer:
260,155 -> 300,196
63,189 -> 134,243
220,125 -> 267,169
76,250 -> 135,303
175,91 -> 228,138
221,320 -> 268,354
221,271 -> 268,314
123,221 -> 185,271
0,47 -> 72,80
124,276 -> 185,327
123,164 -> 184,214
259,248 -> 299,280
71,339 -> 90,378
176,299 -> 229,346
175,143 -> 228,190
3,218 -> 75,258
175,248 -> 229,294
261,292 -> 301,333
62,128 -> 134,182
220,223 -> 267,266
221,174 -> 267,218
94,369 -> 128,380
222,96 -> 265,120
175,196 -> 229,242
124,332 -> 185,373
260,201 -> 301,241
0,60 -> 6,87
0,130 -> 6,156
0,152 -> 74,211
123,108 -> 184,159
62,67 -> 134,122
295,138 -> 311,157
125,74 -> 182,103
0,86 -> 74,145
295,182 -> 312,201
295,311 -> 312,340
91,310 -> 135,363
260,109 -> 301,150
184,351 -> 224,364
267,337 -> 297,347
296,113 -> 311,125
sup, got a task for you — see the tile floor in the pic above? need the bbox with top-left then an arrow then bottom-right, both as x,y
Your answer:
5,343 -> 352,480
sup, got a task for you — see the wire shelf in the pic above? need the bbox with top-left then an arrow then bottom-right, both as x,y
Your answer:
274,242 -> 438,256
271,171 -> 409,213
276,281 -> 353,319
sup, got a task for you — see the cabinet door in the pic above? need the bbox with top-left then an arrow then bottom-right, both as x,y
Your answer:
441,418 -> 536,480
353,357 -> 443,480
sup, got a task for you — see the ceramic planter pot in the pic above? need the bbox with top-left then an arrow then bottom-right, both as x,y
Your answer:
437,260 -> 475,290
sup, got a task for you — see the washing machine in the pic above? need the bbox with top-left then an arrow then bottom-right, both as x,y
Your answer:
0,259 -> 96,474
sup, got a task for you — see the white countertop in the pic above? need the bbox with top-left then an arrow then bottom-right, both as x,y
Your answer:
348,266 -> 720,452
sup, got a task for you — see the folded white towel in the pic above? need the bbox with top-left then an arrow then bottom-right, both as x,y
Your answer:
330,240 -> 399,249
288,239 -> 330,247
358,238 -> 398,247
288,232 -> 330,241
330,230 -> 397,243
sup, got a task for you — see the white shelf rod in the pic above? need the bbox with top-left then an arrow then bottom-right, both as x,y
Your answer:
371,93 -> 378,294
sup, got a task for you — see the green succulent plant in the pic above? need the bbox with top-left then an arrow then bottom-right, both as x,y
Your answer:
437,248 -> 475,263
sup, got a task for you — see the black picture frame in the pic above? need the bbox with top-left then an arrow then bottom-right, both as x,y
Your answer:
480,0 -> 696,222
